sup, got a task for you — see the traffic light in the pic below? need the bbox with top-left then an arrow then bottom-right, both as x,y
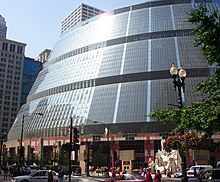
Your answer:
73,128 -> 80,144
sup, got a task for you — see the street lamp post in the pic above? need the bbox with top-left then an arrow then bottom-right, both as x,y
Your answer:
170,63 -> 187,182
170,63 -> 186,109
19,113 -> 43,173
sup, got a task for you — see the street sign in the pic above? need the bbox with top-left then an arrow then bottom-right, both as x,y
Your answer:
71,151 -> 75,160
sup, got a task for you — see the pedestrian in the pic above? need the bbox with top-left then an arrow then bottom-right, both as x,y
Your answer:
58,168 -> 64,182
143,167 -> 147,175
154,170 -> 162,182
122,167 -> 127,174
46,168 -> 54,182
112,167 -> 116,177
104,166 -> 109,177
26,165 -> 31,174
139,166 -> 143,175
3,164 -> 8,180
146,168 -> 153,182
101,166 -> 104,175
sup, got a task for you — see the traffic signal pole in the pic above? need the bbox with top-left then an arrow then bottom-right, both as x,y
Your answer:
73,128 -> 79,162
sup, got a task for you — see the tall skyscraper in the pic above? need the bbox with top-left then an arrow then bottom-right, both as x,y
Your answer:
61,3 -> 105,33
0,15 -> 7,38
0,38 -> 26,133
0,15 -> 43,135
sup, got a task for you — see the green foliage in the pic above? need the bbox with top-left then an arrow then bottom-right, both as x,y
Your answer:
59,144 -> 69,166
188,4 -> 220,66
93,148 -> 106,168
150,4 -> 220,138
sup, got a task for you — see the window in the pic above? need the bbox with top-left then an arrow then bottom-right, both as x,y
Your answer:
2,42 -> 8,51
17,46 -> 23,54
9,44 -> 15,52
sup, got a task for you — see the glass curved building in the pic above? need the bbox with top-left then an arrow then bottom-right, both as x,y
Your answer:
6,0 -> 220,168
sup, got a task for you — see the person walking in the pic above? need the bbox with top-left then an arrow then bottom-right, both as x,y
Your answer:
154,170 -> 162,182
146,168 -> 153,182
112,167 -> 116,177
3,164 -> 9,181
46,168 -> 54,182
58,168 -> 64,182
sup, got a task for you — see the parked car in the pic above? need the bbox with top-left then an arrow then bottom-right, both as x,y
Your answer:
187,165 -> 213,178
11,169 -> 59,182
174,171 -> 183,178
188,168 -> 220,182
216,161 -> 220,168
104,173 -> 147,182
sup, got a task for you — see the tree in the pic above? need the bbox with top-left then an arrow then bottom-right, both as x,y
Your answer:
163,132 -> 202,154
188,4 -> 220,66
58,144 -> 69,166
93,148 -> 106,168
150,4 -> 220,139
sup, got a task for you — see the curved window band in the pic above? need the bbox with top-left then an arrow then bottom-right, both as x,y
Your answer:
27,68 -> 210,102
47,29 -> 194,66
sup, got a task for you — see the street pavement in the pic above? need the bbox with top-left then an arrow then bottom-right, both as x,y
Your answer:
0,171 -> 182,182
77,172 -> 182,182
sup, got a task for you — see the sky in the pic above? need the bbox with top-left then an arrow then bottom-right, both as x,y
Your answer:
0,0 -> 145,58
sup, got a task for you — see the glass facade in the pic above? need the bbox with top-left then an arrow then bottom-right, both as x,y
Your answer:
8,1 -> 219,141
20,57 -> 42,107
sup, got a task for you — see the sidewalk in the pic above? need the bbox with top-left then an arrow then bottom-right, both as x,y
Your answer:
81,172 -> 108,178
81,172 -> 181,181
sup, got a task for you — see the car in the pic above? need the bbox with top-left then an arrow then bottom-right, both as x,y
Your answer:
11,169 -> 59,182
174,171 -> 182,178
188,168 -> 220,182
104,173 -> 147,182
216,161 -> 220,168
187,165 -> 213,178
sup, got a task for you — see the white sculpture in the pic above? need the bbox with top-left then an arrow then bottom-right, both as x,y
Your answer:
105,127 -> 109,135
154,139 -> 181,174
